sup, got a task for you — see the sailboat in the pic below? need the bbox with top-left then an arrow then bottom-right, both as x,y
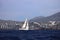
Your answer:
19,19 -> 29,30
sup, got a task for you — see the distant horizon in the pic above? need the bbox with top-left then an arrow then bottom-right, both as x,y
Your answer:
0,0 -> 60,21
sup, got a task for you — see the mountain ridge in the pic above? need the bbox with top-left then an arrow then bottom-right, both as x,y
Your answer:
30,12 -> 60,23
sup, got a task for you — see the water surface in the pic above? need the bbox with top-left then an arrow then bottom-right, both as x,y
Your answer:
0,30 -> 60,40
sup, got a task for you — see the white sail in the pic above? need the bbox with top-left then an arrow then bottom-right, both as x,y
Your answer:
25,19 -> 29,30
19,18 -> 29,30
22,19 -> 27,28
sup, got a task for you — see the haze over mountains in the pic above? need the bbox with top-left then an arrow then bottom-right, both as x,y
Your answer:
0,12 -> 60,23
30,12 -> 60,23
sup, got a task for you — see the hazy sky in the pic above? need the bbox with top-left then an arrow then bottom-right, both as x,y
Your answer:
0,0 -> 60,21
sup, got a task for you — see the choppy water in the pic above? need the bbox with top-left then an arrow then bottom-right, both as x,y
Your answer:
0,30 -> 60,40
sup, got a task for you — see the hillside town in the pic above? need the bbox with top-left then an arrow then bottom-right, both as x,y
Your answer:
30,21 -> 60,30
0,12 -> 60,30
0,20 -> 60,30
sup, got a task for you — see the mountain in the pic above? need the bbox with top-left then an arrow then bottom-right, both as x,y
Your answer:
47,12 -> 60,21
30,12 -> 60,23
30,16 -> 45,21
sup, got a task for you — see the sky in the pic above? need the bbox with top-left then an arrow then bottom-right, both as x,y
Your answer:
0,0 -> 60,21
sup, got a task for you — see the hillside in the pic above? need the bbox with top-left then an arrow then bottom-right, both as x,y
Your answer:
30,12 -> 60,23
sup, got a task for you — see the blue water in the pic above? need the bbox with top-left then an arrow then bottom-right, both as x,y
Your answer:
0,30 -> 60,40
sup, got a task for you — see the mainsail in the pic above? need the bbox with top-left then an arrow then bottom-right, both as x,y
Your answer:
19,19 -> 29,30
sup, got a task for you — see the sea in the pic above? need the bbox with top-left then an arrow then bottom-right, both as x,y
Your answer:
0,30 -> 60,40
